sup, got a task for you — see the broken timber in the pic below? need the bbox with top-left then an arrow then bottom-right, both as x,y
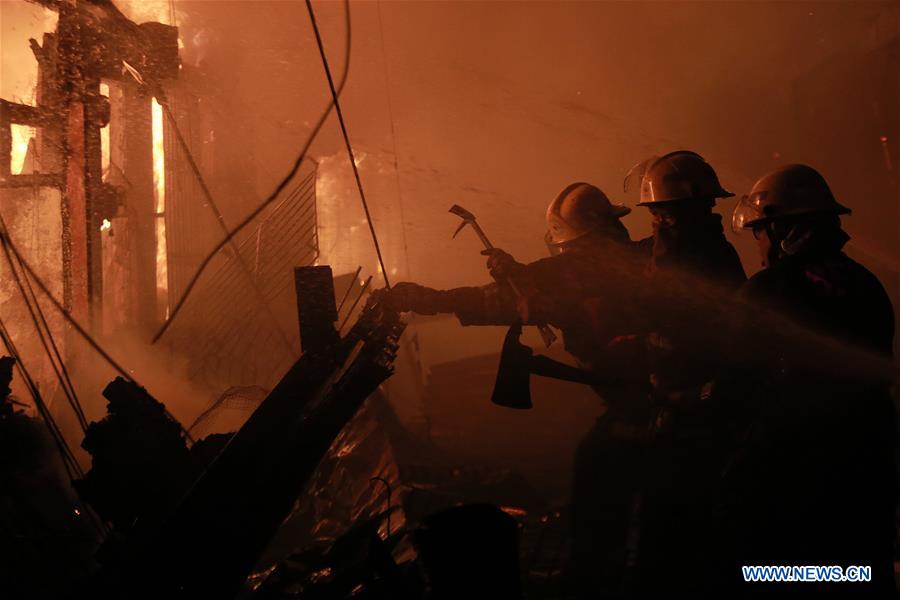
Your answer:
100,266 -> 404,598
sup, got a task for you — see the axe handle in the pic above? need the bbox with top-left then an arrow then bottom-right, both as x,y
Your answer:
535,324 -> 558,348
505,277 -> 557,347
467,221 -> 494,250
463,218 -> 557,347
530,355 -> 603,386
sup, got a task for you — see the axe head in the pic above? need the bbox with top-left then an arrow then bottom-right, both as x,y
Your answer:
449,204 -> 477,222
449,205 -> 477,239
491,323 -> 533,410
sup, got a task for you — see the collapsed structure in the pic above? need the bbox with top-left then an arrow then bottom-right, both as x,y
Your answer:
0,5 -> 557,598
5,1 -> 895,598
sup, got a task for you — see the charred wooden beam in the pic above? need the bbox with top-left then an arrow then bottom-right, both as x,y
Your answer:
28,0 -> 180,85
0,99 -> 64,184
295,265 -> 340,353
0,100 -> 64,179
23,0 -> 62,9
0,103 -> 10,179
98,278 -> 405,598
33,33 -> 64,176
62,99 -> 91,323
116,88 -> 158,333
0,174 -> 63,189
0,100 -> 58,129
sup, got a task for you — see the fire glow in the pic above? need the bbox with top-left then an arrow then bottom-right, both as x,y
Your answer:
10,124 -> 34,174
152,97 -> 169,319
1,2 -> 57,173
100,82 -> 110,178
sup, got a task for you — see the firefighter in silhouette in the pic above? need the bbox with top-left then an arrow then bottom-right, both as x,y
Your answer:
374,183 -> 653,596
376,182 -> 649,370
619,150 -> 747,596
722,164 -> 896,596
627,150 -> 746,287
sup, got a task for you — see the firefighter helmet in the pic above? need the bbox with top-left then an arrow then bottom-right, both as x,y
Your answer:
624,150 -> 734,206
732,164 -> 850,231
545,182 -> 631,246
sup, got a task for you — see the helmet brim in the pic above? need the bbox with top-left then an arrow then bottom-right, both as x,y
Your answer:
637,188 -> 734,206
636,190 -> 735,207
741,203 -> 852,229
546,205 -> 632,247
834,202 -> 851,216
611,204 -> 632,218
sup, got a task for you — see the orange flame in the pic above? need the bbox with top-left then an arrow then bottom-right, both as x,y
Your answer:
500,506 -> 528,518
114,1 -> 174,25
10,124 -> 34,174
152,97 -> 168,319
100,82 -> 110,178
1,2 -> 58,172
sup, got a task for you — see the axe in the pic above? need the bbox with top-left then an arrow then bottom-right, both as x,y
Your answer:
491,323 -> 534,409
492,323 -> 617,410
449,204 -> 557,348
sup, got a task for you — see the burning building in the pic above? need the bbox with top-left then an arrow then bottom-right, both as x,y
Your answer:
1,0 -> 898,598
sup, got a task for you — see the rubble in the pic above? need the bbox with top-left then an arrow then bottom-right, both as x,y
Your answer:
75,377 -> 193,530
0,357 -> 98,598
1,1 -> 896,597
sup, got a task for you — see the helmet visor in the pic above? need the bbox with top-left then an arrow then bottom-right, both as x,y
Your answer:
544,230 -> 563,255
623,155 -> 658,195
731,191 -> 767,233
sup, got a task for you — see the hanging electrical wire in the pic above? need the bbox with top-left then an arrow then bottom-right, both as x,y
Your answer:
14,251 -> 83,422
0,224 -> 88,432
0,214 -> 194,443
376,0 -> 430,437
152,0 -> 353,344
376,0 -> 412,281
154,96 -> 295,354
305,0 -> 390,288
0,320 -> 109,538
0,318 -> 82,481
0,215 -> 136,384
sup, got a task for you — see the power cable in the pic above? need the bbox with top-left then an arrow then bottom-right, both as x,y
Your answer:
120,58 -> 296,353
0,225 -> 88,431
0,318 -> 109,538
17,256 -> 87,429
0,215 -> 194,443
305,0 -> 390,288
0,216 -> 136,384
376,0 -> 430,439
375,0 -> 411,281
0,318 -> 81,480
156,99 -> 295,354
151,0 -> 353,344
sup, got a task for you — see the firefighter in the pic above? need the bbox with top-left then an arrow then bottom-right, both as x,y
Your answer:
625,151 -> 746,419
375,182 -> 649,369
724,164 -> 896,596
622,150 -> 747,596
373,183 -> 652,597
627,149 -> 746,286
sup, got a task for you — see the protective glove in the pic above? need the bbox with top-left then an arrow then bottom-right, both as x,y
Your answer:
368,282 -> 439,314
480,248 -> 526,282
